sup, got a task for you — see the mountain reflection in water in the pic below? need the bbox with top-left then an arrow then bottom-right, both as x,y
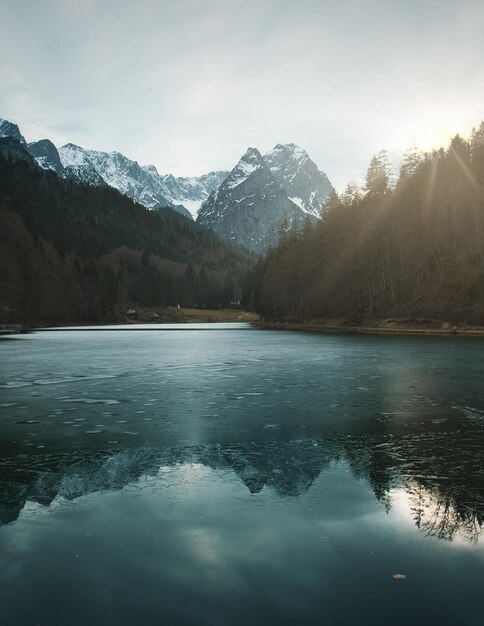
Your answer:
2,330 -> 484,625
2,426 -> 482,543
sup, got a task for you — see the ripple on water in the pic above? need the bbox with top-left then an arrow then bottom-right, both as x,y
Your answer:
0,382 -> 32,389
1,374 -> 117,389
455,405 -> 484,420
34,378 -> 79,385
61,399 -> 120,405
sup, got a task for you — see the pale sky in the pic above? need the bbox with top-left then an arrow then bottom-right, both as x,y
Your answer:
1,0 -> 483,190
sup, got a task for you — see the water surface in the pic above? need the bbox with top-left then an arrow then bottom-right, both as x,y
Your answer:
1,325 -> 483,625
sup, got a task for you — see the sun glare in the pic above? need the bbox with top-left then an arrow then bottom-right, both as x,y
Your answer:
388,113 -> 465,154
415,123 -> 458,152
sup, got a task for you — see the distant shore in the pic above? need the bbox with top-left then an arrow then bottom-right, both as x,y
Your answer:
122,307 -> 259,325
19,308 -> 259,330
255,318 -> 484,337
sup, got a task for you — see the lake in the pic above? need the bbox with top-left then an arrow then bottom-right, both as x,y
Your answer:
1,324 -> 483,625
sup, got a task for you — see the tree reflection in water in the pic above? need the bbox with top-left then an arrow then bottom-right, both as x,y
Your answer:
406,482 -> 482,543
343,427 -> 484,543
1,423 -> 483,543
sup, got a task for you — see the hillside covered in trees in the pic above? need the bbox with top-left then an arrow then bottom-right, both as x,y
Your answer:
254,124 -> 484,326
0,151 -> 253,325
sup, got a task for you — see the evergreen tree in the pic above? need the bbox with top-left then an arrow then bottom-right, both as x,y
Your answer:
340,182 -> 363,206
399,144 -> 422,181
254,121 -> 484,325
365,149 -> 390,196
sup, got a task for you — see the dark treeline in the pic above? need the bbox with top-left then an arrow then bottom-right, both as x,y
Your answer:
0,156 -> 253,325
254,123 -> 484,324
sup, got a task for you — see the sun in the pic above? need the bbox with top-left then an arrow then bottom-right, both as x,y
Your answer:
387,113 -> 464,154
414,122 -> 458,152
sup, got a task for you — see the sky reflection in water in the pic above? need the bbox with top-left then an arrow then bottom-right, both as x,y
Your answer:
0,327 -> 483,625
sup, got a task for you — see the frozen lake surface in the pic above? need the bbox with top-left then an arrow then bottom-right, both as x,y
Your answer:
0,325 -> 483,625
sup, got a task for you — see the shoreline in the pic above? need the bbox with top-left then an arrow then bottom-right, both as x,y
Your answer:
255,320 -> 484,337
9,316 -> 484,338
14,308 -> 259,331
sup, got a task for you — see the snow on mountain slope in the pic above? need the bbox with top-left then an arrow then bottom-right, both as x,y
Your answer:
0,117 -> 334,244
158,170 -> 229,219
263,143 -> 334,218
197,144 -> 334,253
58,143 -> 93,167
0,118 -> 26,144
197,147 -> 311,253
59,144 -> 191,219
63,164 -> 110,187
28,139 -> 64,174
58,144 -> 228,220
223,147 -> 265,191
0,117 -> 231,221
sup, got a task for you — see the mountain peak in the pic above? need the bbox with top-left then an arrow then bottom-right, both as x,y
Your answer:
223,147 -> 266,191
59,143 -> 92,168
241,146 -> 264,160
262,143 -> 333,218
267,143 -> 309,163
28,139 -> 64,174
197,142 -> 335,251
0,136 -> 36,165
0,118 -> 26,144
143,164 -> 159,176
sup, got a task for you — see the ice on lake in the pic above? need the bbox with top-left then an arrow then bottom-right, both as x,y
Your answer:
0,326 -> 483,625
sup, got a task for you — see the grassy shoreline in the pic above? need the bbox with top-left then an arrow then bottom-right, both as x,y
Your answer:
132,307 -> 259,324
24,308 -> 259,329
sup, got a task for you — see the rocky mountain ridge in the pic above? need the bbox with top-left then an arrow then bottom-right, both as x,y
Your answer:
197,144 -> 334,253
0,117 -> 335,251
0,117 -> 227,220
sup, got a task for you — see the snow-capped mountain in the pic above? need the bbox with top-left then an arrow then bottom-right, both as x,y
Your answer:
0,117 -> 334,248
264,143 -> 333,218
27,139 -> 64,174
158,170 -> 229,219
58,143 -> 228,220
0,118 -> 226,220
0,118 -> 26,144
63,163 -> 110,187
0,136 -> 37,165
197,144 -> 334,253
58,144 -> 193,218
0,120 -> 66,175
